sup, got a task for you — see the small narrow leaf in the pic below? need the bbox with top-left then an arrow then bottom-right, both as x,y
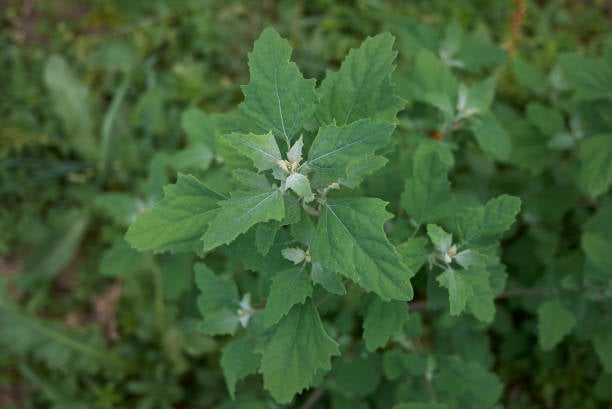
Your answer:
362,295 -> 409,351
285,173 -> 314,201
538,300 -> 576,350
263,266 -> 313,327
316,32 -> 405,125
426,224 -> 453,254
259,300 -> 339,403
240,27 -> 317,145
311,197 -> 413,301
203,189 -> 285,251
287,136 -> 304,163
221,337 -> 260,399
223,132 -> 282,172
281,248 -> 306,265
125,174 -> 225,254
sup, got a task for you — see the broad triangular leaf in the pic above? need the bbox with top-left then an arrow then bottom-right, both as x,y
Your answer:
577,134 -> 612,198
559,52 -> 612,101
538,300 -> 576,350
362,295 -> 409,351
203,189 -> 285,251
310,197 -> 413,301
394,404 -> 449,409
471,113 -> 511,161
401,143 -> 452,223
259,300 -> 339,403
223,132 -> 282,172
220,337 -> 261,399
397,237 -> 428,272
456,194 -> 521,245
125,174 -> 225,254
465,267 -> 495,322
316,32 -> 405,125
594,331 -> 612,373
436,267 -> 472,315
305,120 -> 395,189
311,263 -> 346,295
240,27 -> 317,146
264,266 -> 313,327
409,50 -> 457,115
195,263 -> 240,336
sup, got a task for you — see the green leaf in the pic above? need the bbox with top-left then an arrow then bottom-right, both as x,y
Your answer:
43,55 -> 96,161
263,266 -> 313,327
362,295 -> 409,351
258,300 -> 339,403
471,113 -> 511,161
437,267 -> 472,315
316,32 -> 404,125
397,237 -> 429,272
459,77 -> 496,115
526,102 -> 565,137
195,264 -> 240,336
401,143 -> 452,223
125,174 -> 225,254
582,203 -> 612,283
203,189 -> 285,251
340,156 -> 389,189
409,50 -> 457,115
255,222 -> 279,256
305,120 -> 395,189
577,134 -> 612,198
311,263 -> 346,295
465,267 -> 495,323
233,169 -> 272,190
433,357 -> 502,409
456,194 -> 521,245
511,58 -> 547,91
285,173 -> 314,201
394,404 -> 449,409
181,107 -> 217,147
427,224 -> 453,253
329,354 -> 382,398
593,331 -> 612,373
99,237 -> 145,277
281,247 -> 306,264
538,300 -> 576,350
311,198 -> 413,301
508,121 -> 555,173
559,52 -> 612,101
221,337 -> 260,399
240,27 -> 317,146
222,132 -> 282,172
168,145 -> 214,172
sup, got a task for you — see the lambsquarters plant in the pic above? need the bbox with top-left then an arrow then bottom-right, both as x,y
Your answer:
126,27 -> 522,405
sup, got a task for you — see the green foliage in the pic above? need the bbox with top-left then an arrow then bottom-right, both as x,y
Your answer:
2,2 -> 612,409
